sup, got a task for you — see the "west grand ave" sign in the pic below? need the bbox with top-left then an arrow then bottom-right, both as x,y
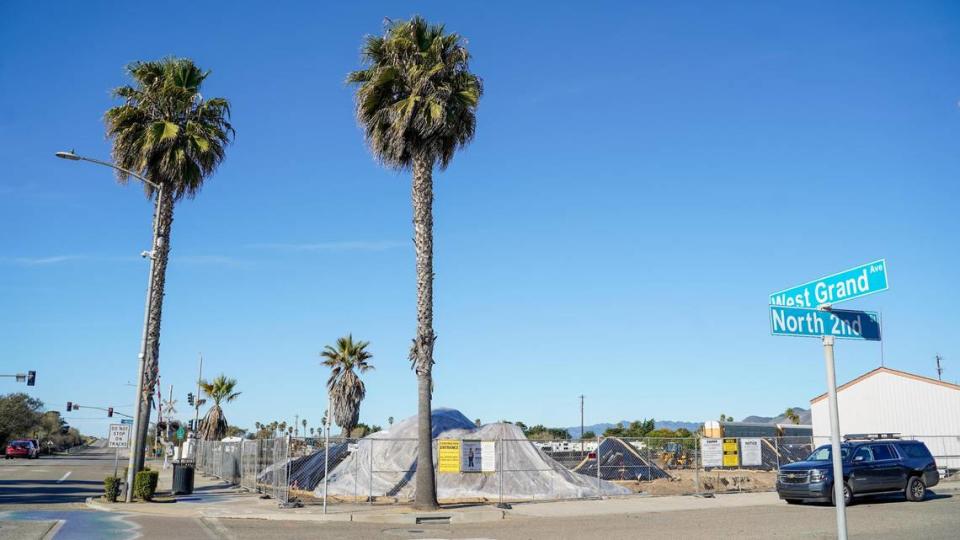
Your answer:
769,259 -> 888,308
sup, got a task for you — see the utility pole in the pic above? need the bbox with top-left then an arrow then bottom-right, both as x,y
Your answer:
166,384 -> 174,442
579,394 -> 585,454
936,354 -> 944,381
194,354 -> 203,435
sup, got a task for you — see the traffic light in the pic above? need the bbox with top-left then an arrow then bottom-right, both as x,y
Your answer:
26,371 -> 36,386
107,407 -> 114,418
66,401 -> 72,412
187,392 -> 194,406
188,419 -> 194,430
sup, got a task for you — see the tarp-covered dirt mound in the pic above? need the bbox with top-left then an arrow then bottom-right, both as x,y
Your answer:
316,408 -> 630,500
572,437 -> 670,481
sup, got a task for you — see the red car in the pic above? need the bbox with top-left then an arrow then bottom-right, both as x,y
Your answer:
4,440 -> 39,459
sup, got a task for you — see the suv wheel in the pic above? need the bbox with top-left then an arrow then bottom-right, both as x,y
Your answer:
832,482 -> 853,507
905,476 -> 926,502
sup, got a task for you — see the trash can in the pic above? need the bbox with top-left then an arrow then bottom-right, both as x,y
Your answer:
172,462 -> 195,495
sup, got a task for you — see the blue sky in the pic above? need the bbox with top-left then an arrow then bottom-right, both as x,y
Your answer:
2,2 -> 959,438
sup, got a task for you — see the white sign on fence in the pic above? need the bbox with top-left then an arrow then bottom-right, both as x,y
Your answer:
461,440 -> 482,472
701,438 -> 723,468
740,438 -> 763,467
481,440 -> 496,473
108,424 -> 131,448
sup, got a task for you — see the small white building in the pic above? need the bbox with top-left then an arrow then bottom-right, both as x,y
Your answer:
810,366 -> 960,470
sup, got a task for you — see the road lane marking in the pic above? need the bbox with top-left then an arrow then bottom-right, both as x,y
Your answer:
56,471 -> 72,483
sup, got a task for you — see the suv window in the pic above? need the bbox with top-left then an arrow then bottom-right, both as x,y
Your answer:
898,443 -> 932,459
853,446 -> 874,462
871,444 -> 896,461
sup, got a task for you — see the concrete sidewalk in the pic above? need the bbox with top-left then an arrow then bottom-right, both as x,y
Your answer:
86,469 -> 960,525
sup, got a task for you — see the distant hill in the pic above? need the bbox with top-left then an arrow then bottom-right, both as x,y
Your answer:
566,419 -> 700,439
564,408 -> 809,438
741,407 -> 811,425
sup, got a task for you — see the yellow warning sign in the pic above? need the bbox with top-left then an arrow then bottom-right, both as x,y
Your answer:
722,438 -> 739,467
438,439 -> 461,473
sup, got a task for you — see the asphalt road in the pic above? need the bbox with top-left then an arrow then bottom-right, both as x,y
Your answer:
0,444 -> 119,508
2,447 -> 958,539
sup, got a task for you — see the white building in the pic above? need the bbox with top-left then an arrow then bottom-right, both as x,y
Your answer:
810,366 -> 960,470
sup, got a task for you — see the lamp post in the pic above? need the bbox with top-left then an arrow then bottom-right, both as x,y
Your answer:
55,150 -> 164,502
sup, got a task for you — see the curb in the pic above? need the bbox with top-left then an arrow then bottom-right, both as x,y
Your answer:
84,497 -> 506,524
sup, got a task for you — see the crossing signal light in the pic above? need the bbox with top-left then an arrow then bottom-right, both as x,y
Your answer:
108,407 -> 114,417
27,371 -> 36,386
66,401 -> 72,412
187,392 -> 194,406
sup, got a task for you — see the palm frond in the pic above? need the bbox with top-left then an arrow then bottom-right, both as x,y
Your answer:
347,16 -> 482,171
104,56 -> 234,201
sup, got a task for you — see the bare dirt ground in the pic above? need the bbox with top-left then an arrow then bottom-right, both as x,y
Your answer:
615,469 -> 777,496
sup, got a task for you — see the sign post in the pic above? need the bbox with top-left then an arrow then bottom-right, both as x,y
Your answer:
770,260 -> 889,540
822,335 -> 848,537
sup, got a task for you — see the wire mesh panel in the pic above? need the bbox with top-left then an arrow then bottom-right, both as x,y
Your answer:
240,439 -> 259,491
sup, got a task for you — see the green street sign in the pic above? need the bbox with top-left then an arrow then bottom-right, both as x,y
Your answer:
176,426 -> 185,440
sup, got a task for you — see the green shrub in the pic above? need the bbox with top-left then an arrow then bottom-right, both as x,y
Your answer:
134,469 -> 159,501
103,476 -> 121,502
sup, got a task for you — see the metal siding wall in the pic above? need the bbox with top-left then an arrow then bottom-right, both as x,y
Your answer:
811,371 -> 960,468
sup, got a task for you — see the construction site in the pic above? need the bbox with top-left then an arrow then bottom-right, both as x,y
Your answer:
192,407 -> 960,507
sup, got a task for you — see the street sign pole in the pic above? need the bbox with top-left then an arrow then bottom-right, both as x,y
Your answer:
822,335 -> 848,540
770,260 -> 889,540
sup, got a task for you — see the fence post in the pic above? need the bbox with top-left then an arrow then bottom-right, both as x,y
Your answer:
646,438 -> 651,481
322,427 -> 329,514
283,435 -> 290,505
498,438 -> 504,507
596,435 -> 601,497
369,438 -> 374,505
694,434 -> 701,496
775,437 -> 780,472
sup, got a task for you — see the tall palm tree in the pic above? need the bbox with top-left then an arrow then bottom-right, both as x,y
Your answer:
105,57 -> 233,470
347,16 -> 482,510
320,335 -> 374,438
197,374 -> 241,441
302,418 -> 308,437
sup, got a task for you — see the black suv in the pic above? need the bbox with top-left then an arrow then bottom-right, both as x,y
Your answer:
777,435 -> 939,505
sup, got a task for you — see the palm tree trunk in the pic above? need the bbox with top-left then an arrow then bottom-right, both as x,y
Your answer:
411,155 -> 438,510
134,185 -> 175,470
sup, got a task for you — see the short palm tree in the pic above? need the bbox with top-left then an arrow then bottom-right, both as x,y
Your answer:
104,57 -> 233,468
197,375 -> 241,440
320,335 -> 374,437
785,408 -> 801,425
347,16 -> 482,510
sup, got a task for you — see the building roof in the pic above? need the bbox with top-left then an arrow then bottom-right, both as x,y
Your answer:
810,366 -> 960,405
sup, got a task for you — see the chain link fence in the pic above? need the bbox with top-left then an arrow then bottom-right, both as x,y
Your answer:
196,437 -> 289,505
193,434 -> 959,508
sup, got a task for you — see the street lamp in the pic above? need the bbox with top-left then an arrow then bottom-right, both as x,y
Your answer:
55,150 -> 165,502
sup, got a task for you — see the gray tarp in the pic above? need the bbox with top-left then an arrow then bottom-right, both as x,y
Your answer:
317,408 -> 630,500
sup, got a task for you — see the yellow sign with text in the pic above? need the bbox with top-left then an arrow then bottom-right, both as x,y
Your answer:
722,438 -> 739,467
438,439 -> 461,473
